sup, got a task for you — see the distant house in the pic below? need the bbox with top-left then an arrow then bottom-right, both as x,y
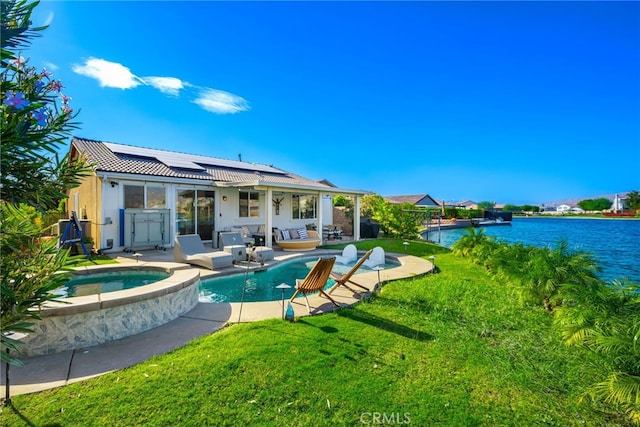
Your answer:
67,137 -> 370,251
556,204 -> 572,213
611,194 -> 627,212
383,194 -> 441,208
455,200 -> 478,210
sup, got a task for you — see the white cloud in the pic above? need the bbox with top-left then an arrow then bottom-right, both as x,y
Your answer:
142,76 -> 185,97
73,58 -> 250,114
193,88 -> 250,114
72,58 -> 143,89
43,61 -> 58,71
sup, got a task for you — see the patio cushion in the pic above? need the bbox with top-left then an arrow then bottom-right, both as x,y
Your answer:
281,229 -> 291,240
289,228 -> 300,239
298,228 -> 308,239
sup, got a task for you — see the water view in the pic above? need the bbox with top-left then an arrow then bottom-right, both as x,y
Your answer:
427,217 -> 640,283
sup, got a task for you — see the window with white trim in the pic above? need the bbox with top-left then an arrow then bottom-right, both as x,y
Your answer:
124,184 -> 166,209
292,194 -> 317,219
239,191 -> 260,218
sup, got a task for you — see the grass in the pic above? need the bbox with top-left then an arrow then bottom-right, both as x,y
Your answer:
0,240 -> 629,426
66,254 -> 119,267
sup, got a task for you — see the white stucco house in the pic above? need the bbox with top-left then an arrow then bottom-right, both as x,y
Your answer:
68,137 -> 370,252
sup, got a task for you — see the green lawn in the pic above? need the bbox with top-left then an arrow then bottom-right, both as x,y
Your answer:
66,254 -> 119,267
0,240 -> 628,426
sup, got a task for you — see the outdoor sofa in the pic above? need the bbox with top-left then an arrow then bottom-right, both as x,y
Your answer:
274,228 -> 321,251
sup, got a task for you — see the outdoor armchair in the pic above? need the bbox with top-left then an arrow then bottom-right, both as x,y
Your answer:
290,256 -> 338,313
328,249 -> 373,294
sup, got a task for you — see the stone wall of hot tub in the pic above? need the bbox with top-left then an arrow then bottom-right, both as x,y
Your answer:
20,264 -> 200,356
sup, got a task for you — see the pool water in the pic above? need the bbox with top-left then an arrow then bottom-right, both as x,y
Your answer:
199,256 -> 399,303
57,271 -> 171,298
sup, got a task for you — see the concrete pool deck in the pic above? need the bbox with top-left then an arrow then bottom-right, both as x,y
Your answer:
1,247 -> 434,397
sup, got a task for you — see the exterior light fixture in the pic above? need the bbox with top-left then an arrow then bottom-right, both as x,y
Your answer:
372,266 -> 384,293
275,283 -> 292,319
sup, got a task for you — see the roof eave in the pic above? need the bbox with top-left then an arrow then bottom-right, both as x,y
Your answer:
218,180 -> 371,196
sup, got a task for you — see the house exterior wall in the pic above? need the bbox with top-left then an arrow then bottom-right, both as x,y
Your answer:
100,179 -> 122,250
67,174 -> 101,242
67,174 -> 331,252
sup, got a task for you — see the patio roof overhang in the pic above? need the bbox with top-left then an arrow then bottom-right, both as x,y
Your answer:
216,179 -> 371,197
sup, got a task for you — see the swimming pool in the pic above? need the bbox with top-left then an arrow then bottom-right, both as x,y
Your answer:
199,256 -> 399,303
57,270 -> 171,297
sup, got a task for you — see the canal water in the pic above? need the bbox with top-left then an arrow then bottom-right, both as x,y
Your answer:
425,217 -> 640,283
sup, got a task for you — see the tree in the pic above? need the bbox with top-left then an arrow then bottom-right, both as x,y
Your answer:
477,201 -> 495,211
578,198 -> 612,212
626,190 -> 640,211
360,196 -> 425,240
360,194 -> 383,219
555,279 -> 640,424
1,0 -> 89,367
516,241 -> 601,311
451,227 -> 493,258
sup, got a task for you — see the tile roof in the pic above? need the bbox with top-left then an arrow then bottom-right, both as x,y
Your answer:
384,194 -> 441,206
71,137 -> 333,189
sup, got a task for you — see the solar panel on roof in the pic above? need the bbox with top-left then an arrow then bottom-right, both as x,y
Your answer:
155,154 -> 206,171
104,142 -> 284,174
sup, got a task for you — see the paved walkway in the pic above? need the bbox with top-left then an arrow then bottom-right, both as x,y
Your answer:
1,248 -> 433,397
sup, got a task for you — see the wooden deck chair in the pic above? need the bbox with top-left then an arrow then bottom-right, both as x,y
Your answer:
290,256 -> 338,313
328,249 -> 373,295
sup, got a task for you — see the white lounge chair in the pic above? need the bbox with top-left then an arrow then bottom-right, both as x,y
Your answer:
174,234 -> 233,270
334,244 -> 358,264
363,246 -> 385,269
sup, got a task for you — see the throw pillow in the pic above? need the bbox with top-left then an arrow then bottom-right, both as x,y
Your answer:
289,228 -> 300,239
281,229 -> 291,240
298,228 -> 308,239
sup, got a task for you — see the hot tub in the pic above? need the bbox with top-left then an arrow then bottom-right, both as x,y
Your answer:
20,263 -> 200,356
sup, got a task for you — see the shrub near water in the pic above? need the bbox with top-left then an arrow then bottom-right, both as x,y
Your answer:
1,242 -> 631,426
452,228 -> 640,424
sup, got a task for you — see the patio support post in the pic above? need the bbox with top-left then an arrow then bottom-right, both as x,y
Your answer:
354,195 -> 361,241
317,191 -> 323,239
265,187 -> 273,247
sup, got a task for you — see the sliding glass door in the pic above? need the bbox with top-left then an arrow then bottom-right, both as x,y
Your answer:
197,190 -> 215,241
176,189 -> 215,241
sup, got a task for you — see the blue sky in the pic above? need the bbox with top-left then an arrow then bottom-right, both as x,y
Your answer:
27,1 -> 639,205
